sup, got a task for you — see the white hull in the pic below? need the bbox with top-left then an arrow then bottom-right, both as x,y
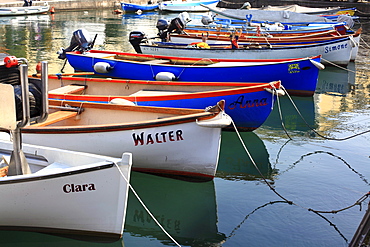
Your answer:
0,141 -> 131,238
0,5 -> 50,16
350,35 -> 360,61
23,115 -> 225,178
202,5 -> 330,23
141,38 -> 354,66
159,0 -> 218,12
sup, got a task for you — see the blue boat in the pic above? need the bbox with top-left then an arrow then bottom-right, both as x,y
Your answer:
120,2 -> 158,12
45,74 -> 282,131
63,49 -> 323,97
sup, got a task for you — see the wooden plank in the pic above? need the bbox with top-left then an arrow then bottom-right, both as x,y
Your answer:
32,111 -> 78,127
130,90 -> 189,96
141,59 -> 171,64
49,85 -> 86,94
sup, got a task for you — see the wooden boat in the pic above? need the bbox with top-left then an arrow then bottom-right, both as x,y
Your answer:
0,4 -> 50,16
60,48 -> 323,96
168,29 -> 356,45
184,22 -> 349,37
0,62 -> 132,240
2,55 -> 230,180
38,73 -> 282,130
22,99 -> 230,180
158,0 -> 219,12
120,2 -> 158,12
132,35 -> 357,66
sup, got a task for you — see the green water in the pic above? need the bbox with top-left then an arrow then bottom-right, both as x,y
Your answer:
0,9 -> 369,247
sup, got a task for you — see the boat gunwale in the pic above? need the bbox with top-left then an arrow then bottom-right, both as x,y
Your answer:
23,100 -> 221,133
70,50 -> 322,67
0,162 -> 114,184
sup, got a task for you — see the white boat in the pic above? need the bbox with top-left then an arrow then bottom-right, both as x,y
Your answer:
159,0 -> 219,12
201,4 -> 332,23
22,99 -> 230,180
0,62 -> 132,240
136,35 -> 357,66
253,4 -> 341,15
0,4 -> 50,16
1,54 -> 230,180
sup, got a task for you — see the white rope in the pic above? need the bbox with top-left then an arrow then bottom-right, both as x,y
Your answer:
115,164 -> 182,247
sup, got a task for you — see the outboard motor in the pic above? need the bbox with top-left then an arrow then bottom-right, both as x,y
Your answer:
201,15 -> 214,25
57,29 -> 95,59
156,12 -> 192,42
129,31 -> 147,54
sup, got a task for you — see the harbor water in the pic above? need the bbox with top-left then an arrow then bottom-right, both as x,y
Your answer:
0,9 -> 370,247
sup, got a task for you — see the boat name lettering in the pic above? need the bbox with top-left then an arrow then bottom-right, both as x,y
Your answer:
288,63 -> 300,74
228,96 -> 268,110
132,130 -> 184,146
133,209 -> 181,232
325,43 -> 348,53
63,183 -> 96,193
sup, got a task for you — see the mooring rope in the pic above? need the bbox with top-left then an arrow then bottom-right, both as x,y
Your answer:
115,164 -> 182,247
280,85 -> 370,141
230,87 -> 370,223
222,200 -> 349,243
231,113 -> 370,211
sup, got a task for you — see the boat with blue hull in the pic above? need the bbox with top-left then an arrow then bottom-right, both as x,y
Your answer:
120,2 -> 158,12
42,74 -> 282,131
62,49 -> 322,97
158,0 -> 219,12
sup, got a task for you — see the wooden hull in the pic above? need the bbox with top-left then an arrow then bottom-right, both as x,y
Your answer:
168,30 -> 353,45
0,140 -> 131,239
22,101 -> 230,180
65,50 -> 321,96
184,23 -> 348,36
139,37 -> 354,66
158,0 -> 219,12
45,75 -> 281,130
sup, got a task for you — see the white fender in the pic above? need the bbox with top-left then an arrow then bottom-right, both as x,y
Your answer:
93,62 -> 112,73
310,59 -> 325,70
109,98 -> 135,106
155,72 -> 176,81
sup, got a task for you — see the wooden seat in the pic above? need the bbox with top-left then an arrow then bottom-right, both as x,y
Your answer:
141,59 -> 171,65
130,90 -> 188,96
31,111 -> 78,127
49,85 -> 86,94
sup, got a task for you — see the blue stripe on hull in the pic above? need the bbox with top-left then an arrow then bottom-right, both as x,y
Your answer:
67,54 -> 319,95
132,91 -> 276,130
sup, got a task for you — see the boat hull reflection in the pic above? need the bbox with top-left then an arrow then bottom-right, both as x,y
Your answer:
217,131 -> 276,180
125,172 -> 225,245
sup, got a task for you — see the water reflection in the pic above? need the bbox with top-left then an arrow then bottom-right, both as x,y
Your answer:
0,14 -> 50,26
125,172 -> 225,246
0,230 -> 123,247
217,131 -> 277,180
262,96 -> 316,132
316,62 -> 356,96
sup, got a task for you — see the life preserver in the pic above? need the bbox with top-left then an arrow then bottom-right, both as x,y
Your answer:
188,42 -> 210,49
